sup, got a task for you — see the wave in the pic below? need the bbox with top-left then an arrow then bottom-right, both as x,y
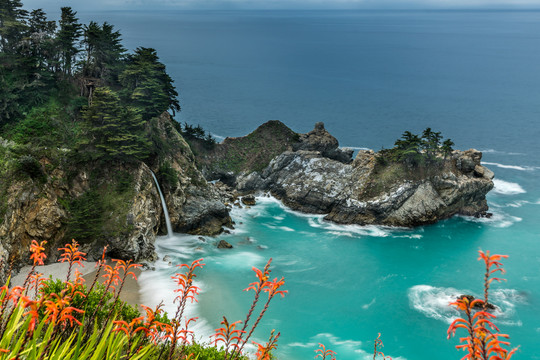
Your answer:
307,216 -> 393,238
408,285 -> 524,326
340,146 -> 371,151
458,210 -> 522,228
287,333 -> 406,360
210,132 -> 226,142
479,149 -> 525,156
492,179 -> 526,195
483,162 -> 537,171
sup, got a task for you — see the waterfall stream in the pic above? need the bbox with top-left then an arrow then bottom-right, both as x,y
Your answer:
150,171 -> 173,237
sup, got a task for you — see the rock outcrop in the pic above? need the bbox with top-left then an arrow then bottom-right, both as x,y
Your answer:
0,113 -> 231,275
213,123 -> 494,228
147,113 -> 231,235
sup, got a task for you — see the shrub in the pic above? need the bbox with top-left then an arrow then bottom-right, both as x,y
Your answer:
15,154 -> 45,181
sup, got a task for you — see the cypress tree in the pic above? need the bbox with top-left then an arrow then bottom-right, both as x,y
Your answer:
82,86 -> 150,161
57,7 -> 82,76
119,47 -> 180,119
82,21 -> 125,81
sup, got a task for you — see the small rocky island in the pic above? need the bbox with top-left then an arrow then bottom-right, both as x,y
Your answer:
191,120 -> 494,227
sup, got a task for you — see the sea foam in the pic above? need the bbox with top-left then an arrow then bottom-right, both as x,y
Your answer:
408,285 -> 524,326
492,179 -> 526,195
483,161 -> 537,171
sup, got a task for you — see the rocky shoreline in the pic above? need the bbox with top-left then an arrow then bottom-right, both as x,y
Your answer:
208,121 -> 494,228
0,117 -> 494,277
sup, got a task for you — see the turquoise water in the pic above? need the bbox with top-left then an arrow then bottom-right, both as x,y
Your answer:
92,9 -> 540,359
139,162 -> 540,359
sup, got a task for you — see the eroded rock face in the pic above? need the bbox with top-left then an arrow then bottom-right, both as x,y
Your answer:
0,113 -> 231,276
236,148 -> 494,227
148,113 -> 231,236
0,161 -> 162,267
293,122 -> 353,163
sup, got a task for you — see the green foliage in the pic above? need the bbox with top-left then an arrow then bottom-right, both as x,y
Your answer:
14,154 -> 45,181
378,128 -> 454,168
66,190 -> 105,244
181,122 -> 216,149
158,161 -> 178,189
57,7 -> 82,76
119,47 -> 181,119
9,99 -> 82,147
81,21 -> 125,82
184,342 -> 239,359
81,87 -> 151,161
115,170 -> 133,193
41,278 -> 141,326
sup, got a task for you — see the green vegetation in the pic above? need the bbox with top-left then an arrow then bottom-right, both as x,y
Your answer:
0,0 -> 180,163
377,128 -> 454,168
359,129 -> 455,199
0,0 -> 194,251
189,120 -> 300,177
180,122 -> 217,150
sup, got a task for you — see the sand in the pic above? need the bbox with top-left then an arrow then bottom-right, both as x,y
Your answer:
10,261 -> 143,307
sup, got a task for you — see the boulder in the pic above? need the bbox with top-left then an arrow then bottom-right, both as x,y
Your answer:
293,122 -> 353,163
241,195 -> 256,206
217,240 -> 233,249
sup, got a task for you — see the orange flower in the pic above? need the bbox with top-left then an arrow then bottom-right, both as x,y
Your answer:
29,240 -> 47,266
315,343 -> 336,360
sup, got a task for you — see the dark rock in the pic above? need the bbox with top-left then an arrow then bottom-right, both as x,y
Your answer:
217,240 -> 233,249
241,195 -> 256,206
459,295 -> 497,311
198,236 -> 206,242
236,148 -> 494,228
293,122 -> 353,163
163,255 -> 171,262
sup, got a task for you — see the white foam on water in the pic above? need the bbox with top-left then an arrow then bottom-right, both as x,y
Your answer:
280,226 -> 295,232
210,133 -> 226,142
362,298 -> 376,310
408,285 -> 467,323
207,251 -> 266,270
138,269 -> 215,343
287,333 -> 406,360
479,149 -> 526,156
273,215 -> 285,221
492,179 -> 526,195
308,216 -> 392,238
408,285 -> 524,326
458,210 -> 522,228
341,146 -> 372,151
483,162 -> 537,171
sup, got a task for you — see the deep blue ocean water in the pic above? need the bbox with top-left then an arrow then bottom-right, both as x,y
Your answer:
76,9 -> 540,359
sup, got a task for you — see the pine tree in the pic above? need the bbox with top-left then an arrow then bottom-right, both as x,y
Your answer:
82,86 -> 150,161
0,0 -> 28,54
57,7 -> 82,76
82,21 -> 125,81
119,47 -> 180,119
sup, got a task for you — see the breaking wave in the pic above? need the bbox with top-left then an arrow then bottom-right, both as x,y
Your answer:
492,179 -> 526,195
483,162 -> 537,171
408,285 -> 525,326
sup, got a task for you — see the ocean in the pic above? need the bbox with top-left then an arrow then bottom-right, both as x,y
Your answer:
75,9 -> 540,359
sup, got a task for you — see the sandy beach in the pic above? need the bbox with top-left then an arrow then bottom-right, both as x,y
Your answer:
10,261 -> 143,307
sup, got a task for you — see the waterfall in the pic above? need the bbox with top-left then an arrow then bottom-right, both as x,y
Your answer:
150,171 -> 173,237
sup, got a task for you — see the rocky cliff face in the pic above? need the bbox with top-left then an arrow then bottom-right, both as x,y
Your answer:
147,113 -> 231,235
227,123 -> 494,227
0,113 -> 230,276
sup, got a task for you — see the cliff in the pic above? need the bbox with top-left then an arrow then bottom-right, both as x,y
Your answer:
0,114 -> 230,276
199,122 -> 494,227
